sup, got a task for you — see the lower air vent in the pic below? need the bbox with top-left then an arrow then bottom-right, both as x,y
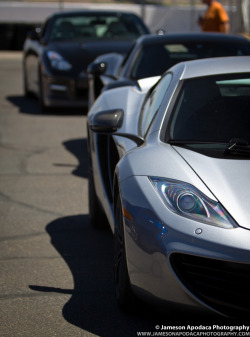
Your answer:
170,253 -> 250,317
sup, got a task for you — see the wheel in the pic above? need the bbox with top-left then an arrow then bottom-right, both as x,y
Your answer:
88,165 -> 108,229
38,72 -> 50,113
23,63 -> 33,98
24,75 -> 32,98
114,195 -> 136,310
38,81 -> 47,113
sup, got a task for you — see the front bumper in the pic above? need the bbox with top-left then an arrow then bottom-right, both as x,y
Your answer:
41,73 -> 88,108
120,175 -> 250,317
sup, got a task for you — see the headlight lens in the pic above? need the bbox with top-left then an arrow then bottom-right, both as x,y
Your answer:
47,51 -> 72,71
149,177 -> 237,229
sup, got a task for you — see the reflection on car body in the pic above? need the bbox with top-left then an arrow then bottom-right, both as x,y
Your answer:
23,10 -> 149,112
87,33 -> 250,107
87,56 -> 250,317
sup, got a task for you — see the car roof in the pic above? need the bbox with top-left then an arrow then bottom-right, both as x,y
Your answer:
49,10 -> 142,19
136,32 -> 250,45
172,56 -> 250,79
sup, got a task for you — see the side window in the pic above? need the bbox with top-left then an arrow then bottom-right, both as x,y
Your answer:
139,73 -> 172,137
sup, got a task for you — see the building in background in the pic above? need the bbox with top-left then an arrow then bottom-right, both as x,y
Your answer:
0,0 -> 249,50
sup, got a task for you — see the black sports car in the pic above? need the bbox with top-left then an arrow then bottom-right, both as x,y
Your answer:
87,32 -> 250,107
23,10 -> 149,112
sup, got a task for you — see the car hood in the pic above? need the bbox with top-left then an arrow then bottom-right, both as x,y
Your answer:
47,40 -> 133,74
174,146 -> 250,230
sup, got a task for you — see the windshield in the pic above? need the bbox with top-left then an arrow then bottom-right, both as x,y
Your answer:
169,74 -> 250,146
131,42 -> 250,80
48,14 -> 147,42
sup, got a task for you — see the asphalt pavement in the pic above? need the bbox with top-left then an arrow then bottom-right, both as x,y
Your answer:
0,51 -> 164,337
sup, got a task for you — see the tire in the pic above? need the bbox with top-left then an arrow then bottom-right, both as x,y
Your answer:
38,72 -> 50,113
114,196 -> 136,310
23,63 -> 33,98
88,166 -> 108,229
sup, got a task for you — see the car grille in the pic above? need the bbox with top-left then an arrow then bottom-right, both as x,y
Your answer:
170,253 -> 250,317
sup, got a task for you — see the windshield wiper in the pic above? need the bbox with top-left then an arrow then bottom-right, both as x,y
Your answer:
225,138 -> 250,156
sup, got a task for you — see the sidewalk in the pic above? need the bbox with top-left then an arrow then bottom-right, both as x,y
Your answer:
0,51 -> 22,58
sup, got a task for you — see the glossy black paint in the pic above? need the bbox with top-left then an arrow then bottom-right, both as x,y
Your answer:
88,32 -> 250,106
23,10 -> 149,110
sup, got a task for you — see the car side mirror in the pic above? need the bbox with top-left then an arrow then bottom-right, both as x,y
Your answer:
87,62 -> 107,76
89,109 -> 124,133
89,109 -> 144,146
27,30 -> 40,41
87,53 -> 124,79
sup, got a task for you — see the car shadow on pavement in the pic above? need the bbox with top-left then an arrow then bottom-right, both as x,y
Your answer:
29,215 -> 237,336
58,138 -> 88,179
29,214 -> 164,337
7,95 -> 40,114
7,95 -> 88,115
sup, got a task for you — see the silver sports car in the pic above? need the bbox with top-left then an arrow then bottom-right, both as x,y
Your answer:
87,56 -> 250,317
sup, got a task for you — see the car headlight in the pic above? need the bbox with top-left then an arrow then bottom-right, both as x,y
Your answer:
149,177 -> 237,229
47,51 -> 72,71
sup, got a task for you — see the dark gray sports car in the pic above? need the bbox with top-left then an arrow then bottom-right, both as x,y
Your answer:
87,33 -> 250,107
23,10 -> 149,112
